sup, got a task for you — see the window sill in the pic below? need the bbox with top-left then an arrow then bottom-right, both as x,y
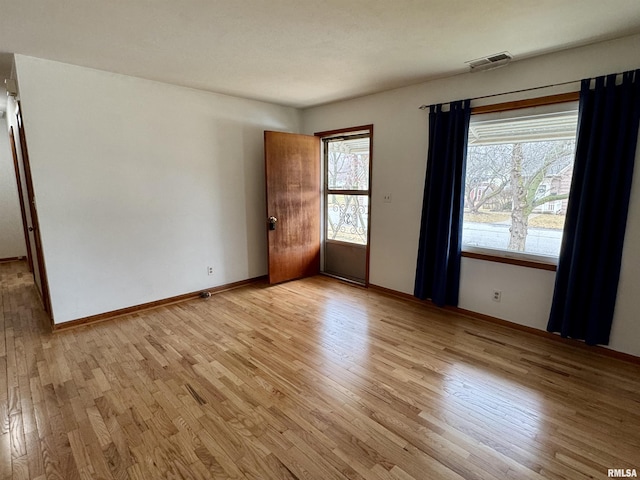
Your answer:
461,251 -> 557,271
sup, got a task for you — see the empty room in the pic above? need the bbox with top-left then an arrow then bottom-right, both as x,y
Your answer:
1,1 -> 640,479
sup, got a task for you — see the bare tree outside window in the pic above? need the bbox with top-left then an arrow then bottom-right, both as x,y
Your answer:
462,107 -> 578,258
327,145 -> 369,190
325,138 -> 370,244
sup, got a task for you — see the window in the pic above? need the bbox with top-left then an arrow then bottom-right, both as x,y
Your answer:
462,101 -> 579,263
324,134 -> 370,245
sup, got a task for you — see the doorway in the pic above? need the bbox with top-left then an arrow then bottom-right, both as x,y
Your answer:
319,126 -> 372,285
8,100 -> 52,315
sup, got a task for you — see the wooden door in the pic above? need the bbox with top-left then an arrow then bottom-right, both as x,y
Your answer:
8,126 -> 34,272
265,131 -> 320,284
15,102 -> 52,314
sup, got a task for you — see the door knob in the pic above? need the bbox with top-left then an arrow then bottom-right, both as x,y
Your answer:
268,216 -> 278,230
28,226 -> 34,232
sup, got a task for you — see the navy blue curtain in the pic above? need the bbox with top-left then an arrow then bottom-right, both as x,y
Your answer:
547,70 -> 640,345
414,100 -> 471,306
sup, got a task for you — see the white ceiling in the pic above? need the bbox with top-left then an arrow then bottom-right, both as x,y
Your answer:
0,1 -> 639,108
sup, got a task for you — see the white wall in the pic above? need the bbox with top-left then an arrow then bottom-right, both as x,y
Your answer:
302,34 -> 640,357
14,55 -> 301,324
0,114 -> 26,260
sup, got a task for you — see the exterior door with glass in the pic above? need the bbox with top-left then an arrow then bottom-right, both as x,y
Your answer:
321,128 -> 372,285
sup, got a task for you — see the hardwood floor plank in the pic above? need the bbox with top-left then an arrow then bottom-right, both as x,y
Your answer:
0,432 -> 11,479
9,412 -> 27,457
24,430 -> 44,479
11,454 -> 29,480
2,260 -> 640,479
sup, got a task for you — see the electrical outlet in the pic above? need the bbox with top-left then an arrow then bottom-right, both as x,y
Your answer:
383,193 -> 392,203
492,290 -> 502,302
207,266 -> 214,276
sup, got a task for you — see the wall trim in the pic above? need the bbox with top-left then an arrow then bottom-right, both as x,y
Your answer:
0,256 -> 24,263
368,283 -> 640,365
314,124 -> 374,138
52,275 -> 267,332
471,91 -> 580,114
461,251 -> 557,271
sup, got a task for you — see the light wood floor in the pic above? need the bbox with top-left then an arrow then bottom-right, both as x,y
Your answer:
1,260 -> 639,480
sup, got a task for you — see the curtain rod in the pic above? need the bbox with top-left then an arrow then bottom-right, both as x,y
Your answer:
417,69 -> 637,110
418,79 -> 579,110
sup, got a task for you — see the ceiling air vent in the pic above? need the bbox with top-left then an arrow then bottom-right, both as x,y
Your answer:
466,52 -> 512,72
